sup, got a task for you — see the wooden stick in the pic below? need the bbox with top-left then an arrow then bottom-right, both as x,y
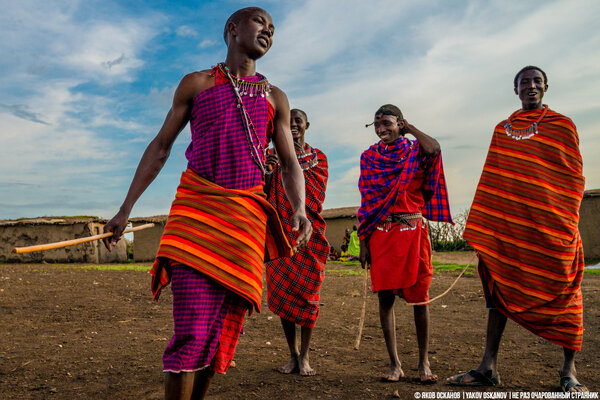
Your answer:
13,223 -> 155,254
354,266 -> 370,350
406,254 -> 476,306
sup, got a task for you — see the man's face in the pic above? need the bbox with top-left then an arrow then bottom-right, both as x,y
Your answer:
373,113 -> 402,145
290,110 -> 309,140
514,69 -> 547,110
233,10 -> 274,59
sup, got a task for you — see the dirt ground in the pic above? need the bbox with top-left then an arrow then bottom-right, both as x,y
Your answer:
0,251 -> 597,399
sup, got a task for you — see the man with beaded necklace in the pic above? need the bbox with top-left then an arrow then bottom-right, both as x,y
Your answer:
264,108 -> 329,376
358,104 -> 452,383
447,66 -> 587,393
102,7 -> 312,400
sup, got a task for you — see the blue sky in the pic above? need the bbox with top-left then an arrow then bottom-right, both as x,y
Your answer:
1,0 -> 599,220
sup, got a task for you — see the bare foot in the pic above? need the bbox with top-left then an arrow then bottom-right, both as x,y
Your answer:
277,356 -> 299,374
381,364 -> 405,382
299,355 -> 315,376
419,362 -> 438,384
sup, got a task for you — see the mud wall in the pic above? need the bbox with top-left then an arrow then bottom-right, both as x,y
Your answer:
324,216 -> 359,252
132,221 -> 165,262
0,222 -> 126,263
579,193 -> 600,259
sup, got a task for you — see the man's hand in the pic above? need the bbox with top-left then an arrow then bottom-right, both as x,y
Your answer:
291,211 -> 312,251
265,152 -> 279,172
102,210 -> 129,252
360,240 -> 370,269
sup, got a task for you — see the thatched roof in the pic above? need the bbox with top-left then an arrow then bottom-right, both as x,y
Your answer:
0,216 -> 104,227
584,189 -> 600,198
130,215 -> 168,223
321,206 -> 359,219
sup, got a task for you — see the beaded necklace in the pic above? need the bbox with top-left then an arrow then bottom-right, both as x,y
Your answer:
219,63 -> 267,173
218,63 -> 272,98
504,104 -> 548,141
297,144 -> 319,171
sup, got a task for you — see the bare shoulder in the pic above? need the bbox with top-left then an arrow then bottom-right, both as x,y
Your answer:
176,69 -> 215,101
267,85 -> 289,112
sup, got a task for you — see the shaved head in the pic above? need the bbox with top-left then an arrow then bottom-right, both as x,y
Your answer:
223,7 -> 269,45
375,104 -> 403,120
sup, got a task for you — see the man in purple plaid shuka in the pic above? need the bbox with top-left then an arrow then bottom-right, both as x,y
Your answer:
102,7 -> 313,400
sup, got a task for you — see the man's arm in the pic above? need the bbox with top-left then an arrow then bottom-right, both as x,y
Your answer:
402,119 -> 440,156
268,86 -> 312,250
103,72 -> 212,250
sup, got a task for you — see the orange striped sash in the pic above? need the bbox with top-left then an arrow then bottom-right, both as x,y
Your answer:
464,108 -> 585,350
150,169 -> 292,312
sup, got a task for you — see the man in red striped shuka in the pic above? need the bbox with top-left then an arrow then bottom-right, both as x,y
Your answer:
358,104 -> 452,383
447,66 -> 588,393
102,7 -> 312,400
264,109 -> 328,376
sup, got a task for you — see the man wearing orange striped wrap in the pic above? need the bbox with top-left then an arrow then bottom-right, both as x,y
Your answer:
447,66 -> 587,393
103,7 -> 312,400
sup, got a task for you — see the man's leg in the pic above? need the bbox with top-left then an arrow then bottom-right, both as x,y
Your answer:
447,308 -> 506,384
191,368 -> 216,399
278,318 -> 299,373
379,290 -> 404,381
165,372 -> 195,400
299,326 -> 315,376
414,305 -> 437,382
559,347 -> 587,392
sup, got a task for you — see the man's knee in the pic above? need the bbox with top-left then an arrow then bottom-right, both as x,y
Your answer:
378,290 -> 395,307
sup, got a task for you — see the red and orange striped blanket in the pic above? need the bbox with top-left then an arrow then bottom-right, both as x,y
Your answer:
464,107 -> 585,350
150,169 -> 292,312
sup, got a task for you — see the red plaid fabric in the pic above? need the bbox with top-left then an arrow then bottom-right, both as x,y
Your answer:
265,145 -> 329,328
357,137 -> 452,240
185,66 -> 274,190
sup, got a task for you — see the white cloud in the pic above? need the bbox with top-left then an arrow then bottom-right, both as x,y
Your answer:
176,25 -> 198,38
261,0 -> 600,212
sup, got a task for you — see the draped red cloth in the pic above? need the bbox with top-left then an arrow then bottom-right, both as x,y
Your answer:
265,144 -> 329,328
369,165 -> 432,301
463,107 -> 585,350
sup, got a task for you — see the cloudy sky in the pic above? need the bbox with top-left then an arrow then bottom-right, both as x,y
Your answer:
1,0 -> 599,220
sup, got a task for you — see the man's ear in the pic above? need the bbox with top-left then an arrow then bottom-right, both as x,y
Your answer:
227,21 -> 238,40
305,121 -> 310,130
514,87 -> 519,95
397,118 -> 405,129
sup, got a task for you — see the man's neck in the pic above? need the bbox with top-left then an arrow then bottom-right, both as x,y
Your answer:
224,52 -> 257,77
294,137 -> 305,149
521,102 -> 544,111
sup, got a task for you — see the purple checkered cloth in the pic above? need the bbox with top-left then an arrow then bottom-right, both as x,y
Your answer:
185,66 -> 272,190
357,137 -> 452,240
163,264 -> 234,372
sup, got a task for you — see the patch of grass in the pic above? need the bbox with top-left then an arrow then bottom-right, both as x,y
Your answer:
325,268 -> 363,277
584,268 -> 600,275
61,264 -> 150,272
333,260 -> 361,266
433,262 -> 475,276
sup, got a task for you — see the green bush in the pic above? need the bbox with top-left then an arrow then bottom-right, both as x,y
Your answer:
426,208 -> 472,252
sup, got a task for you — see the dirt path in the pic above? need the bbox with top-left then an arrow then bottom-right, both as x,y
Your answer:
0,259 -> 597,399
